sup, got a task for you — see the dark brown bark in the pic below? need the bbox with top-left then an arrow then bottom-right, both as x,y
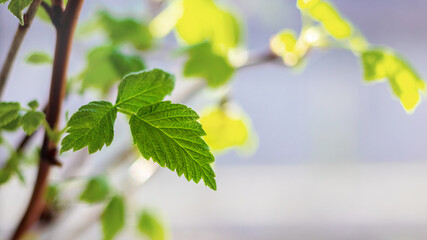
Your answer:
10,0 -> 85,239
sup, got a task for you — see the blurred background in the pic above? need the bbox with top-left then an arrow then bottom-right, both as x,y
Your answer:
2,0 -> 427,239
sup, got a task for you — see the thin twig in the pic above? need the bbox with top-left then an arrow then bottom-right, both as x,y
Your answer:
0,0 -> 43,99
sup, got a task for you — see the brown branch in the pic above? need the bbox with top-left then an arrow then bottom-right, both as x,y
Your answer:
10,0 -> 85,239
0,0 -> 43,99
40,2 -> 54,23
237,51 -> 281,70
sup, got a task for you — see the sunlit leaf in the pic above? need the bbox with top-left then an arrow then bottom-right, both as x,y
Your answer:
297,0 -> 321,9
80,46 -> 145,93
98,11 -> 153,50
60,101 -> 117,154
115,69 -> 175,113
269,30 -> 301,66
0,102 -> 20,127
102,196 -> 125,240
138,209 -> 167,240
25,51 -> 52,65
80,176 -> 110,204
182,42 -> 234,87
176,0 -> 241,54
0,152 -> 22,185
361,49 -> 426,112
129,101 -> 216,190
301,1 -> 352,39
200,107 -> 252,152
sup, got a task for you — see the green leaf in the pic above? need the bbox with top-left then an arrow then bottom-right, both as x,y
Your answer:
0,102 -> 21,127
21,111 -> 45,135
183,42 -> 234,88
98,11 -> 153,50
80,46 -> 145,93
0,152 -> 22,185
115,69 -> 175,113
60,101 -> 117,154
137,210 -> 167,240
2,115 -> 22,131
7,0 -> 33,25
26,51 -> 52,65
102,196 -> 125,240
27,100 -> 39,110
80,176 -> 110,203
45,184 -> 59,204
361,49 -> 426,112
129,101 -> 216,190
302,1 -> 352,39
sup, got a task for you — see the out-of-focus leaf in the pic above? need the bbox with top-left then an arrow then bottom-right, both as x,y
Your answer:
200,107 -> 253,152
98,11 -> 153,50
27,100 -> 39,110
102,196 -> 125,240
2,115 -> 22,131
270,30 -> 301,66
25,51 -> 52,65
137,209 -> 167,240
0,102 -> 20,127
361,49 -> 426,112
299,0 -> 352,39
80,46 -> 145,93
129,101 -> 216,190
0,152 -> 22,185
45,184 -> 59,204
151,0 -> 241,54
115,69 -> 175,113
79,176 -> 110,204
176,0 -> 241,54
182,42 -> 234,87
21,111 -> 45,135
60,101 -> 117,154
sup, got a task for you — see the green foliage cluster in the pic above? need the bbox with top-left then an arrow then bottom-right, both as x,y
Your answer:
1,0 -> 426,239
61,69 -> 216,190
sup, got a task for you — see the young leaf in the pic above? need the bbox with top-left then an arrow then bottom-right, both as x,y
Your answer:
80,176 -> 110,203
60,101 -> 117,154
80,46 -> 145,93
0,102 -> 21,127
98,11 -> 153,50
27,100 -> 39,110
200,107 -> 250,151
21,111 -> 45,135
175,0 -> 241,53
115,69 -> 175,113
102,196 -> 125,240
26,51 -> 52,65
129,101 -> 216,190
183,42 -> 234,88
5,0 -> 33,25
300,0 -> 352,39
361,49 -> 426,112
138,210 -> 167,240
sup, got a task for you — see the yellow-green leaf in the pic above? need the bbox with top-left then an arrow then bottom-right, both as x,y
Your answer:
361,49 -> 426,112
